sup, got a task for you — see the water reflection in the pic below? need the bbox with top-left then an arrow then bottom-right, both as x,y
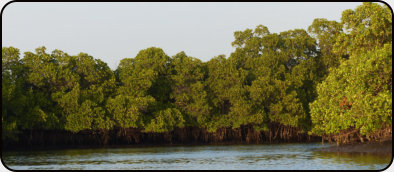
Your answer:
2,143 -> 392,170
312,151 -> 392,170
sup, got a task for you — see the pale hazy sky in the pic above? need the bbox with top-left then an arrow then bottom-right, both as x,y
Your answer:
2,2 -> 364,69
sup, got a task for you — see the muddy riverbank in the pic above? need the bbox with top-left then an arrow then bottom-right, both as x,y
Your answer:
318,140 -> 392,154
2,124 -> 322,150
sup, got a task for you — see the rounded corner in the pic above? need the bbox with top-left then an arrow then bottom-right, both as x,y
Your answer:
0,154 -> 16,172
378,154 -> 394,172
1,0 -> 18,18
376,0 -> 394,14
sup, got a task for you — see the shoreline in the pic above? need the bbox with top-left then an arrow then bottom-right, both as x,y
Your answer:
1,125 -> 321,151
2,141 -> 321,152
3,140 -> 392,154
318,140 -> 392,154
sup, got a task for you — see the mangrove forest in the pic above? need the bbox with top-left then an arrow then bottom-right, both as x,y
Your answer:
2,2 -> 392,148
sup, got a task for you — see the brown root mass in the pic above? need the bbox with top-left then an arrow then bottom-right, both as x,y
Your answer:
321,126 -> 392,146
3,123 -> 321,149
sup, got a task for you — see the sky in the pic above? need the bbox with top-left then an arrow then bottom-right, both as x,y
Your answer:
2,2 -> 365,70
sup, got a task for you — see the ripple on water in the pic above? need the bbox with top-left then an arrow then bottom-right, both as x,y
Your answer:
2,143 -> 392,170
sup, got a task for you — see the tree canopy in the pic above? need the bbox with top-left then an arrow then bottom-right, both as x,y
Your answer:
2,3 -> 391,142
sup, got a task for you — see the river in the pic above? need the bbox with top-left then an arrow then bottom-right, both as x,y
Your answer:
1,143 -> 392,170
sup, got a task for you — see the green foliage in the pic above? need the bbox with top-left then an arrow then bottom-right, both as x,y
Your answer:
308,18 -> 343,72
334,2 -> 392,57
220,24 -> 320,131
1,2 -> 390,141
144,108 -> 185,133
170,52 -> 210,127
310,43 -> 392,135
106,95 -> 153,128
310,2 -> 392,136
2,47 -> 24,140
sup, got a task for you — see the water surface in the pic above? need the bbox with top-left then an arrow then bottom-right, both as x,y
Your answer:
2,143 -> 392,170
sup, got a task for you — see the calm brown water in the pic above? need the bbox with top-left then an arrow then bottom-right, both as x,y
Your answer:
1,143 -> 392,170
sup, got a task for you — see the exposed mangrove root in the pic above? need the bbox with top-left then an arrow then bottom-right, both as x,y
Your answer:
2,123 -> 321,149
320,126 -> 392,146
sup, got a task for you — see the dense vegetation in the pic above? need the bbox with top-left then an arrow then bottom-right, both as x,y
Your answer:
2,3 -> 392,145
